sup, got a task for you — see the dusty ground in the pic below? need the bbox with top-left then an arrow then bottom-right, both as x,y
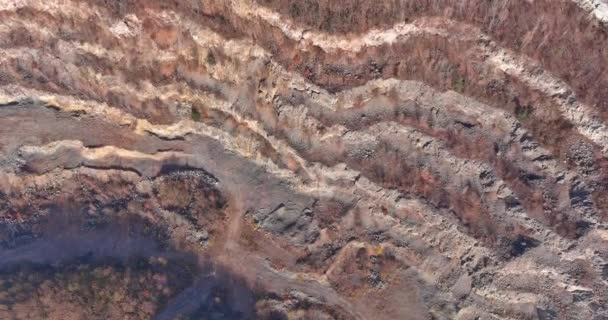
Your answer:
0,0 -> 608,319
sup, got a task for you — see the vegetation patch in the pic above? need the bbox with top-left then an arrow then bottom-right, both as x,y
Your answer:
452,74 -> 466,93
0,256 -> 197,320
206,51 -> 217,66
515,104 -> 534,121
191,106 -> 202,122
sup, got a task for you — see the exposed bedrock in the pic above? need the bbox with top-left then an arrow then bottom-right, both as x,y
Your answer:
256,0 -> 608,114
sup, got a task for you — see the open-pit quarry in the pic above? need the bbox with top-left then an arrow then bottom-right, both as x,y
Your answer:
0,0 -> 608,319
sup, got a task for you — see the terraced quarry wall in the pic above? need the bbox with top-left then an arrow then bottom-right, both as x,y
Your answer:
0,0 -> 607,319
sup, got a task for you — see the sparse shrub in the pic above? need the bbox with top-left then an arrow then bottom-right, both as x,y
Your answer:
515,104 -> 533,121
191,106 -> 201,122
206,51 -> 216,66
288,3 -> 301,17
452,74 -> 466,93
